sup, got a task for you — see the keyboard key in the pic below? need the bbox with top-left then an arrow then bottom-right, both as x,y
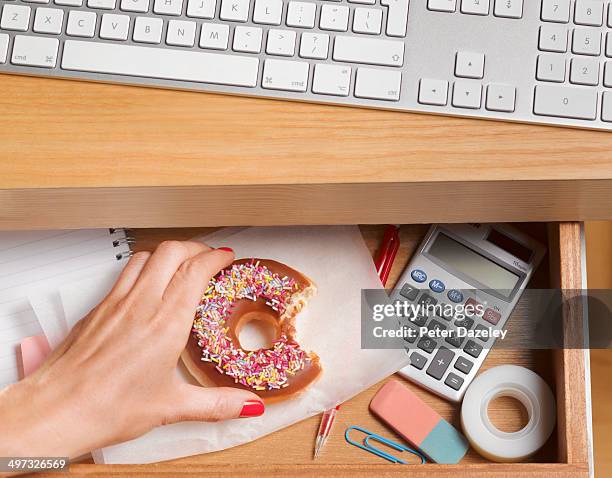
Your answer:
418,78 -> 448,105
167,19 -> 196,46
11,35 -> 58,68
572,28 -> 601,56
354,67 -> 401,101
426,347 -> 454,380
334,36 -> 404,67
482,307 -> 502,325
22,0 -> 49,4
55,0 -> 83,5
380,0 -> 409,36
121,0 -> 150,12
452,80 -> 482,109
88,0 -> 116,8
66,10 -> 96,37
418,337 -> 437,354
220,0 -> 250,21
399,284 -> 419,301
428,0 -> 456,12
350,0 -> 375,4
100,14 -> 131,41
570,58 -> 599,85
605,61 -> 612,87
606,32 -> 612,57
320,4 -> 349,31
262,58 -> 309,91
494,0 -> 522,18
464,339 -> 483,358
266,29 -> 296,56
353,7 -> 383,35
574,0 -> 603,26
486,83 -> 516,112
133,16 -> 163,43
534,85 -> 597,120
461,0 -> 489,15
153,0 -> 183,14
0,34 -> 8,64
233,26 -> 262,53
253,0 -> 282,24
33,8 -> 64,35
539,24 -> 568,52
410,352 -> 427,370
602,91 -> 612,122
454,356 -> 474,374
536,54 -> 566,82
186,0 -> 216,18
455,51 -> 485,79
287,1 -> 317,28
541,0 -> 570,23
445,372 -> 464,390
299,32 -> 329,59
200,23 -> 229,49
62,40 -> 260,87
1,5 -> 31,31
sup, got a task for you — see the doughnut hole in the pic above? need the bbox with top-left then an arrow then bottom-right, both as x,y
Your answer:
235,311 -> 282,351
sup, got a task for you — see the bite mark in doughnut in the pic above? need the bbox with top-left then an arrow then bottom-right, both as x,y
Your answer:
182,259 -> 322,402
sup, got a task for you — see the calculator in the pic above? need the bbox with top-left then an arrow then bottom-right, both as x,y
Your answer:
393,223 -> 546,402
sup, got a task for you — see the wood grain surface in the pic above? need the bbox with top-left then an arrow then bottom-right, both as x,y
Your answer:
2,75 -> 612,227
53,223 -> 589,477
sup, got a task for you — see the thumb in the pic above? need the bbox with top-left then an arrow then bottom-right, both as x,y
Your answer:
164,384 -> 265,424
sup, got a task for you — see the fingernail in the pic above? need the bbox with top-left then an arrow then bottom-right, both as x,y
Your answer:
240,400 -> 265,418
218,247 -> 234,253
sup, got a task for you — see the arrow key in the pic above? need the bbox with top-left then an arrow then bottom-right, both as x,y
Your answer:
452,79 -> 482,109
418,78 -> 449,105
455,50 -> 485,79
486,83 -> 516,112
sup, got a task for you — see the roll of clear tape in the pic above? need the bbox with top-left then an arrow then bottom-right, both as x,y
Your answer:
461,365 -> 556,462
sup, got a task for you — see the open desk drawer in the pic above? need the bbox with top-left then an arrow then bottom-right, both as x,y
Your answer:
68,222 -> 592,477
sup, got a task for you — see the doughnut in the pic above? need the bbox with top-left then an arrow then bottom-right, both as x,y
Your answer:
182,258 -> 322,402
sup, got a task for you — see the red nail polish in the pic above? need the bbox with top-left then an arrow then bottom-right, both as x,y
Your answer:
218,247 -> 234,253
240,400 -> 265,418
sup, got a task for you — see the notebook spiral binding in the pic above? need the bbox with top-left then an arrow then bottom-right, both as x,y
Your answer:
109,228 -> 135,261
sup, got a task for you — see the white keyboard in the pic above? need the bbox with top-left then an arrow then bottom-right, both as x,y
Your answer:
1,0 -> 612,131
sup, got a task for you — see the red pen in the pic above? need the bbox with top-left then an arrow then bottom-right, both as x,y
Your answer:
313,225 -> 401,459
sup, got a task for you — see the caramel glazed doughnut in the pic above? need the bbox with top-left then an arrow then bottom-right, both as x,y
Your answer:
182,258 -> 323,403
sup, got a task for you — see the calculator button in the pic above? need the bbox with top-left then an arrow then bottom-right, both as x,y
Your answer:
465,297 -> 483,316
464,339 -> 483,358
482,307 -> 502,325
445,372 -> 464,390
426,347 -> 454,380
454,356 -> 474,374
418,337 -> 437,354
417,293 -> 438,308
428,319 -> 447,333
447,289 -> 464,303
474,323 -> 491,341
429,279 -> 445,293
403,323 -> 419,343
399,284 -> 419,301
410,352 -> 427,370
454,317 -> 474,329
411,269 -> 427,283
445,334 -> 464,348
411,314 -> 428,327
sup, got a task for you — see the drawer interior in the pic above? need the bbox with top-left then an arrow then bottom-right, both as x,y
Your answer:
70,223 -> 590,477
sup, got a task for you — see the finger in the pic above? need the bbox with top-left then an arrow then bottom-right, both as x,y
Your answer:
160,248 -> 235,331
163,384 -> 264,424
102,251 -> 151,304
131,241 -> 212,300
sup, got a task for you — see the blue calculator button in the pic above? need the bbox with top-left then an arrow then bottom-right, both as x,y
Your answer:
429,279 -> 445,293
411,269 -> 427,283
447,289 -> 464,303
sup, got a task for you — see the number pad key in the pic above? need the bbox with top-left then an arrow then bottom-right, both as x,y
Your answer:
574,0 -> 603,26
541,0 -> 570,23
539,24 -> 568,52
572,28 -> 601,56
533,85 -> 597,120
494,0 -> 523,19
428,0 -> 456,12
570,57 -> 599,85
461,0 -> 489,15
536,54 -> 566,82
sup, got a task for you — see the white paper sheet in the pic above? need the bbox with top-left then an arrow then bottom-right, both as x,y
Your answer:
58,226 -> 409,464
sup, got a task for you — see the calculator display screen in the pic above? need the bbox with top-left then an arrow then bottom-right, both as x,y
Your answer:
428,233 -> 520,295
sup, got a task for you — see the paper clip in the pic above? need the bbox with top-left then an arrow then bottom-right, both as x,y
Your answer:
344,426 -> 426,465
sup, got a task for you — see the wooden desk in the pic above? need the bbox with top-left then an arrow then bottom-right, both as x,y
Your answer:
2,74 -> 612,229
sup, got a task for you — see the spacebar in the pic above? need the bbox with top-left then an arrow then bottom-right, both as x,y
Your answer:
61,41 -> 260,87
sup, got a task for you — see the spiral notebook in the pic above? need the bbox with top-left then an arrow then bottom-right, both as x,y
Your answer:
0,228 -> 132,389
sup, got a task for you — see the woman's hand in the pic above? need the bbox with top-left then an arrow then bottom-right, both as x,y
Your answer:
0,241 -> 264,459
